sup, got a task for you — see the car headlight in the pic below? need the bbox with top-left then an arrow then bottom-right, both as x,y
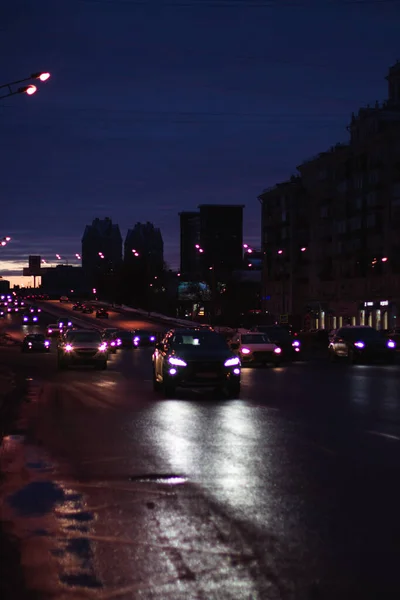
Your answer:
28,342 -> 32,347
274,347 -> 282,354
241,347 -> 251,354
23,317 -> 28,322
169,356 -> 187,367
117,339 -> 121,345
134,336 -> 140,342
292,340 -> 301,348
150,336 -> 156,342
44,341 -> 50,347
65,344 -> 73,352
354,341 -> 365,349
99,343 -> 107,352
387,340 -> 396,349
224,356 -> 240,367
48,328 -> 53,333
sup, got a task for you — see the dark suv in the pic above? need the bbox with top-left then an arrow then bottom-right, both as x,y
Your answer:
152,328 -> 241,397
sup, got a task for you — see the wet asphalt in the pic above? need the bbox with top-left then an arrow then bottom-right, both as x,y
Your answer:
1,308 -> 400,599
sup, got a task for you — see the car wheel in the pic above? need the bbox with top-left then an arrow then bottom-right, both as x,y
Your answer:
226,382 -> 241,398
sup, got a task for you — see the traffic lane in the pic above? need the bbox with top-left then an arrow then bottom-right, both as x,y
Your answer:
5,351 -> 400,597
42,300 -> 165,332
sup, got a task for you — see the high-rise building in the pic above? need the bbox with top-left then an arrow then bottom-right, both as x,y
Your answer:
81,217 -> 122,281
124,222 -> 164,274
259,61 -> 400,330
198,204 -> 244,278
179,211 -> 201,279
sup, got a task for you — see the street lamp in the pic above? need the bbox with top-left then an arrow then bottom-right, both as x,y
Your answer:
75,253 -> 81,260
0,72 -> 50,101
56,254 -> 61,260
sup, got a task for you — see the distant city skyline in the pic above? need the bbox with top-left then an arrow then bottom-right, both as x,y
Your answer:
1,0 -> 399,285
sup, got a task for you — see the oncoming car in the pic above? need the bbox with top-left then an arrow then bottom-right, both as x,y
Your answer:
152,328 -> 241,397
328,326 -> 396,364
22,334 -> 51,353
47,324 -> 60,337
57,329 -> 108,370
133,330 -> 157,347
23,313 -> 39,324
231,332 -> 282,366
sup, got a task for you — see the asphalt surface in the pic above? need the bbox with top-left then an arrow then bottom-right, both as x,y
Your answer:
1,306 -> 400,599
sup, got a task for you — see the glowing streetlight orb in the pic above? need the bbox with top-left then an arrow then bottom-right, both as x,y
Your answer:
301,247 -> 307,252
5,237 -> 11,242
25,85 -> 37,96
382,257 -> 388,262
38,72 -> 50,82
278,249 -> 283,255
1,241 -> 6,246
56,254 -> 61,260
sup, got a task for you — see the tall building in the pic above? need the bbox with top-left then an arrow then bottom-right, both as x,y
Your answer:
179,211 -> 201,279
198,204 -> 244,278
259,61 -> 400,330
124,222 -> 164,274
81,217 -> 122,281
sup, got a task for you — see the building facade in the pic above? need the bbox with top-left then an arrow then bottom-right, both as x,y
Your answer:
81,217 -> 122,282
124,222 -> 164,275
179,211 -> 201,279
198,204 -> 244,279
259,62 -> 400,330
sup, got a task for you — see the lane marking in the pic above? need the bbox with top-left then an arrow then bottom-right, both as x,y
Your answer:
365,430 -> 400,441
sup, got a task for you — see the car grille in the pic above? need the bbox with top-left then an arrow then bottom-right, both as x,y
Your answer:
75,350 -> 97,358
252,351 -> 274,360
189,361 -> 222,375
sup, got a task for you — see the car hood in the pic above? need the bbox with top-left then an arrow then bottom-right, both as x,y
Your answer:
66,341 -> 102,349
169,347 -> 234,362
240,343 -> 277,351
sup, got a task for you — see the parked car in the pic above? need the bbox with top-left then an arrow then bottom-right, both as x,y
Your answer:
96,307 -> 109,319
60,296 -> 69,303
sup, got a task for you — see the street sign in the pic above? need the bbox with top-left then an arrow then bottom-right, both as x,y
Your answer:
280,314 -> 288,324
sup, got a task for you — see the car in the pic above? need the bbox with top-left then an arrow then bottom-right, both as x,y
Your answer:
116,330 -> 135,348
22,334 -> 51,353
82,305 -> 94,314
23,313 -> 39,324
328,326 -> 397,363
230,331 -> 282,367
57,318 -> 73,330
152,328 -> 241,397
60,296 -> 69,303
254,325 -> 301,360
29,306 -> 42,314
96,308 -> 109,319
133,330 -> 157,347
57,329 -> 108,370
47,324 -> 61,337
72,302 -> 83,311
102,330 -> 121,353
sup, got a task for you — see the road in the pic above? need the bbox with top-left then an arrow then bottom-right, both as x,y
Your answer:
1,308 -> 400,599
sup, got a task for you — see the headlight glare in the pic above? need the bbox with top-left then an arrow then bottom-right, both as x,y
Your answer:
224,356 -> 240,367
65,344 -> 73,352
169,356 -> 187,367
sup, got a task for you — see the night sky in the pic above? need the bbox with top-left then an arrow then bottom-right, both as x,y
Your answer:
1,0 -> 399,284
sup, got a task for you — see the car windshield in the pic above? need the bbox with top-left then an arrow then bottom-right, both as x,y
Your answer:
341,327 -> 382,341
171,332 -> 228,349
27,334 -> 45,341
263,327 -> 292,340
241,334 -> 271,344
67,332 -> 102,343
118,331 -> 132,339
49,324 -> 57,328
